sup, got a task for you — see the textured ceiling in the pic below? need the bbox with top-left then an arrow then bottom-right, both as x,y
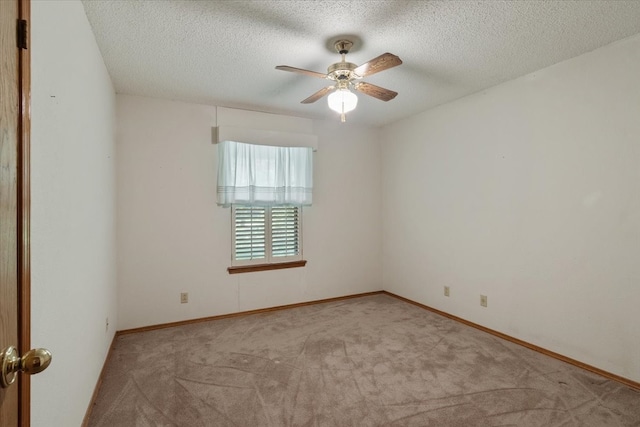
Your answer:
82,1 -> 640,127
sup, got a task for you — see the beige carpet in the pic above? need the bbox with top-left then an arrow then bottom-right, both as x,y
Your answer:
87,294 -> 640,426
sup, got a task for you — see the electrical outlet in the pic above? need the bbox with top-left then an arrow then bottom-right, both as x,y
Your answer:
444,286 -> 450,297
480,295 -> 488,307
180,292 -> 188,304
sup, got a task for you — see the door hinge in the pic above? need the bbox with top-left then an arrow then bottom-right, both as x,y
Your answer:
17,19 -> 28,50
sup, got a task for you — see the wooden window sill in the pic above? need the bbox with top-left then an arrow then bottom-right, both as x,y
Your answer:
227,260 -> 307,274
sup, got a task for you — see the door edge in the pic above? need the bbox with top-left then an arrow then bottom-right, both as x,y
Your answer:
17,0 -> 31,424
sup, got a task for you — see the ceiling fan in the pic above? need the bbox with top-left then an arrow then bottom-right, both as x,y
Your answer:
276,40 -> 402,122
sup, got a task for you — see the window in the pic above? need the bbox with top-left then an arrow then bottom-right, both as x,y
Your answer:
232,204 -> 302,266
217,140 -> 312,273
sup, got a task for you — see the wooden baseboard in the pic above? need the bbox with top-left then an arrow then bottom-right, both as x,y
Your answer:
382,290 -> 640,391
118,291 -> 386,335
81,333 -> 119,427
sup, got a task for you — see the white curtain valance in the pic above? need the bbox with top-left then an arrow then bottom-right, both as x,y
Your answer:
216,140 -> 313,207
214,126 -> 318,150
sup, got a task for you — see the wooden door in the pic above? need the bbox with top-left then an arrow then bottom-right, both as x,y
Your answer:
1,0 -> 31,425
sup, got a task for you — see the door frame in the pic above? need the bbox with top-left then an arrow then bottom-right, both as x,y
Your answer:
17,0 -> 31,424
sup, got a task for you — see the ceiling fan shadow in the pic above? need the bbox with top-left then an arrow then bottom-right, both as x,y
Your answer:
400,62 -> 464,89
179,1 -> 310,37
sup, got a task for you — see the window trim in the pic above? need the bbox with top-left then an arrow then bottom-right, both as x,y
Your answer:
227,260 -> 307,274
230,204 -> 303,268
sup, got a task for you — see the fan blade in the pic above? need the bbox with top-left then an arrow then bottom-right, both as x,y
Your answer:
354,82 -> 398,102
301,86 -> 335,104
275,65 -> 327,79
353,53 -> 402,77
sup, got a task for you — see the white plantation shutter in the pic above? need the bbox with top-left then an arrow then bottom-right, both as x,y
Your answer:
232,205 -> 302,265
233,206 -> 266,261
271,206 -> 300,258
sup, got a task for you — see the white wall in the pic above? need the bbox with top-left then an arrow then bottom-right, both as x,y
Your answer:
31,1 -> 117,426
116,96 -> 382,329
381,34 -> 640,382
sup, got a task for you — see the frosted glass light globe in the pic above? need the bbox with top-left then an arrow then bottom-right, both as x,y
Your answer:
327,88 -> 358,114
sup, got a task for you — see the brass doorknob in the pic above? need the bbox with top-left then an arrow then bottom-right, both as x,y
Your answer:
0,346 -> 52,388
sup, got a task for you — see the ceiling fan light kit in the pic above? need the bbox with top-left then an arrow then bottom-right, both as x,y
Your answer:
276,39 -> 402,122
328,88 -> 358,122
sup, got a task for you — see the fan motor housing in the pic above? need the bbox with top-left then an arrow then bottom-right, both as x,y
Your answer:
327,62 -> 358,81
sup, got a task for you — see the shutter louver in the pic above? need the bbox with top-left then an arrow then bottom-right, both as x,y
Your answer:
234,206 -> 266,261
271,206 -> 300,258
